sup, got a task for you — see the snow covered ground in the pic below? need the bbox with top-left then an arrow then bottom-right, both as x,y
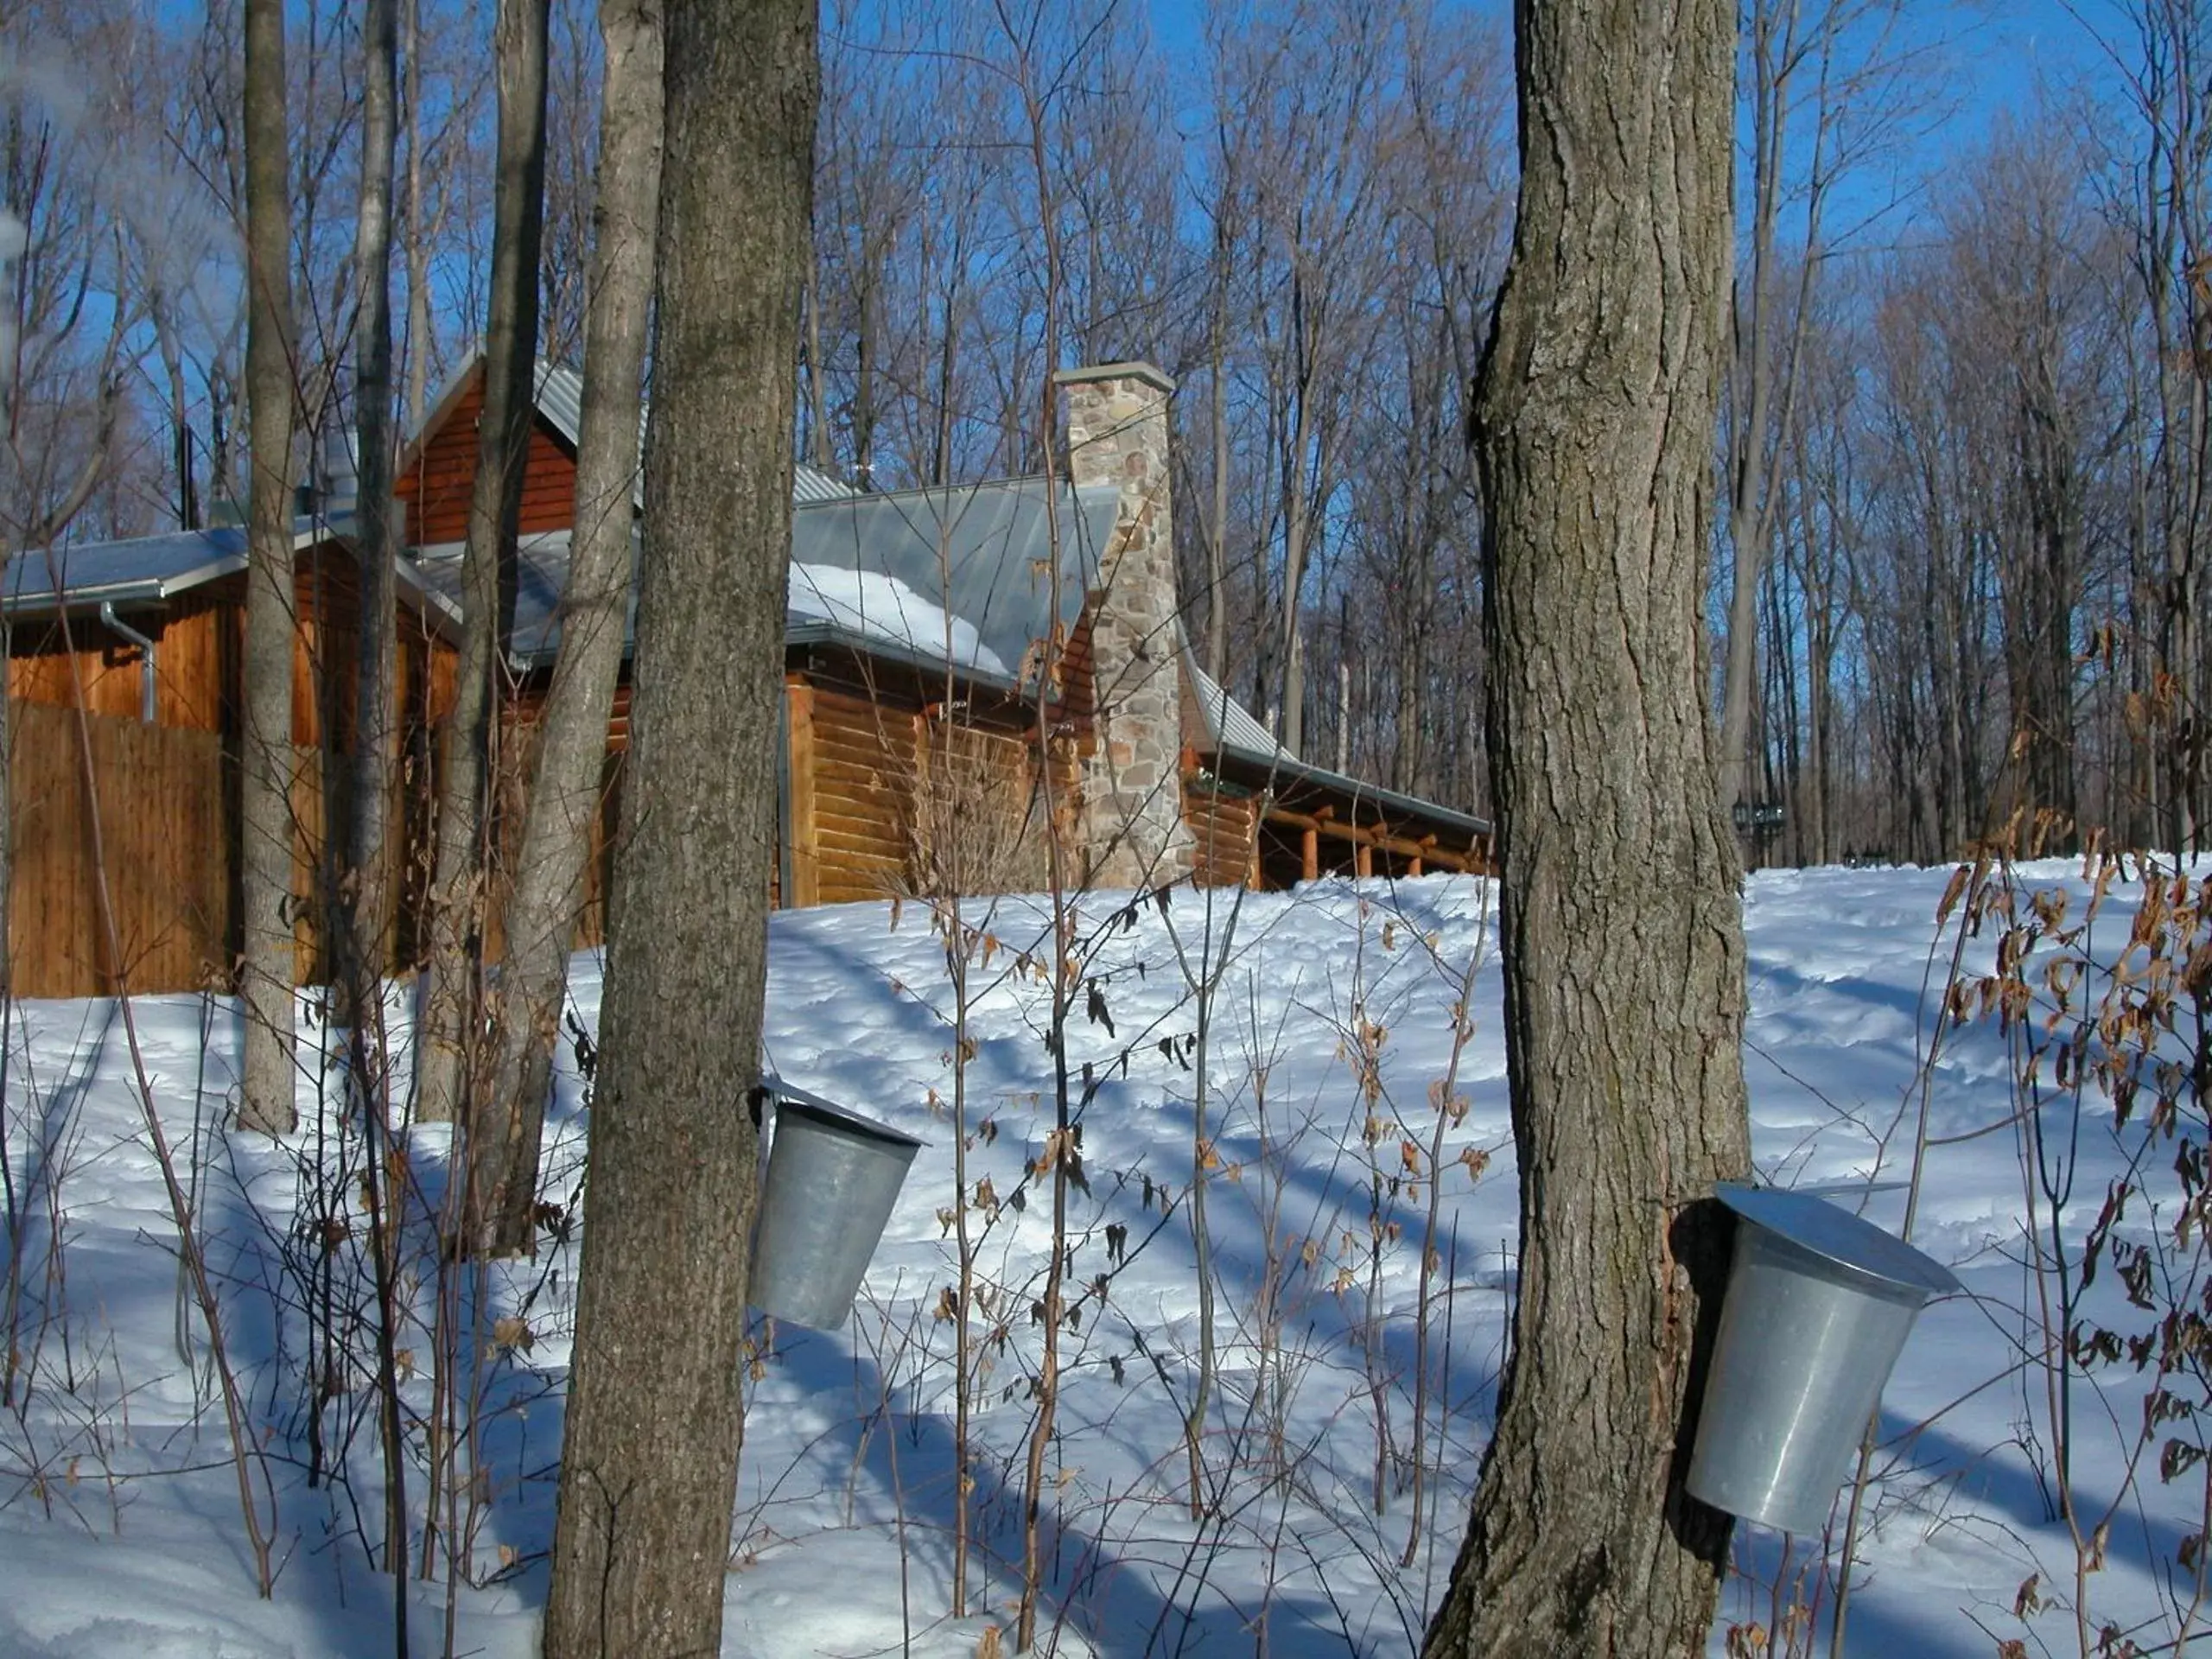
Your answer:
0,858 -> 2206,1657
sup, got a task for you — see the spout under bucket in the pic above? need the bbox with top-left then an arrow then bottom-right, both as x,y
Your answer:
749,1080 -> 923,1332
1686,1183 -> 1960,1535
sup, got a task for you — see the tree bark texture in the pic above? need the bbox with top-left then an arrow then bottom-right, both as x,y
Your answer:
540,0 -> 815,1650
472,0 -> 664,1259
238,0 -> 299,1135
346,0 -> 402,1003
1421,1 -> 1751,1655
416,0 -> 549,1128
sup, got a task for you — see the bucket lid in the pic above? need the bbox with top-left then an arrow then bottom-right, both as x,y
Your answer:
1715,1183 -> 1961,1298
761,1074 -> 926,1150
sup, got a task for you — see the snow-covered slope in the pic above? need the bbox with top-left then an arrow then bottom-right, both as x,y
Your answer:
0,861 -> 2203,1656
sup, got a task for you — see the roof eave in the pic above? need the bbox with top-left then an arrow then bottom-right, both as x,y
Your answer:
1205,747 -> 1492,842
784,620 -> 1025,697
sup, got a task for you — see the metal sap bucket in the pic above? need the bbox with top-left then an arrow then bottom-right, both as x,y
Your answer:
749,1078 -> 924,1332
1686,1183 -> 1961,1534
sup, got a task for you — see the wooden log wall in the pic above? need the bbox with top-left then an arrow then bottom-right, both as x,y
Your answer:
909,714 -> 1045,898
788,679 -> 1051,906
791,681 -> 922,904
1183,779 -> 1259,889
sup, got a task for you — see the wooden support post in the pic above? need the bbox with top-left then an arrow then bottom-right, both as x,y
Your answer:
1355,842 -> 1373,880
1301,824 -> 1319,882
1408,856 -> 1423,877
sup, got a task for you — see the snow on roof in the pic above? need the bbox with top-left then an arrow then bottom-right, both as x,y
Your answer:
785,476 -> 1122,686
407,474 -> 1123,689
788,563 -> 1009,680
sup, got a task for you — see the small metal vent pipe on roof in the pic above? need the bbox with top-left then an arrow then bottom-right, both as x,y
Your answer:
319,423 -> 359,514
293,426 -> 360,521
97,602 -> 157,724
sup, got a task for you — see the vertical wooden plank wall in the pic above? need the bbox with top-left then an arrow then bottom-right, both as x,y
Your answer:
8,701 -> 233,996
5,702 -> 398,998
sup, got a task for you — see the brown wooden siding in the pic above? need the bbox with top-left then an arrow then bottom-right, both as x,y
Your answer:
6,588 -> 243,734
480,684 -> 632,962
9,701 -> 234,996
804,683 -> 922,903
396,365 -> 579,547
1053,606 -> 1097,728
3,700 -> 368,998
6,553 -> 467,996
7,551 -> 452,750
788,681 -> 1049,906
1184,779 -> 1259,889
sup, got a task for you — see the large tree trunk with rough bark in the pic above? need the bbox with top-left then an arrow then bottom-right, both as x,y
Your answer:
470,0 -> 664,1259
416,0 -> 549,1128
1421,1 -> 1751,1656
540,0 -> 815,1650
238,0 -> 298,1136
346,0 -> 401,1009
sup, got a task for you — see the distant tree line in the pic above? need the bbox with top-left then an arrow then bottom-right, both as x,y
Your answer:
3,0 -> 2207,862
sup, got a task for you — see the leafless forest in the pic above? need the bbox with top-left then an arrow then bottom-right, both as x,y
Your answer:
4,0 -> 2209,866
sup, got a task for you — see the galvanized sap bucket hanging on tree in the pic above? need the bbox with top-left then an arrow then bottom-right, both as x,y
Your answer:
1686,1182 -> 1961,1535
748,1077 -> 924,1332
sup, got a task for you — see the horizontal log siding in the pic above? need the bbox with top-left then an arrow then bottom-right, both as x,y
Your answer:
1182,780 -> 1258,889
804,685 -> 919,903
1052,607 -> 1096,728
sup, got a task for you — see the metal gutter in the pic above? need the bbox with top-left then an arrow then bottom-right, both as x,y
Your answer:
97,602 -> 158,723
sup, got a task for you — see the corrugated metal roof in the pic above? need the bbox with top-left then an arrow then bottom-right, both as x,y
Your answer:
409,474 -> 1123,688
791,477 -> 1119,683
531,360 -> 855,505
1185,655 -> 1291,766
3,528 -> 245,613
1183,650 -> 1490,840
2,515 -> 352,618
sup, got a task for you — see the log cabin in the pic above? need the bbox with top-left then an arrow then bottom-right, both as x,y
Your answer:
3,359 -> 1488,999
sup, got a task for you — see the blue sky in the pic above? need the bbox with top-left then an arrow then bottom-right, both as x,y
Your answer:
1135,0 -> 2141,234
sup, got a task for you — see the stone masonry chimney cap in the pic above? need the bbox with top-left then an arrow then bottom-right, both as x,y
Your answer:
1053,360 -> 1175,396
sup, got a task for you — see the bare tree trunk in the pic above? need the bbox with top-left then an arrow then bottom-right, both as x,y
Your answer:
1206,221 -> 1232,690
339,0 -> 410,1606
238,0 -> 299,1136
347,0 -> 401,1006
1278,315 -> 1315,756
404,0 -> 430,433
541,0 -> 815,1649
1422,0 -> 1750,1650
416,0 -> 549,1128
472,0 -> 664,1260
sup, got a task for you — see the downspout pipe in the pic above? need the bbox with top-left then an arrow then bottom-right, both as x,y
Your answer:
98,602 -> 158,724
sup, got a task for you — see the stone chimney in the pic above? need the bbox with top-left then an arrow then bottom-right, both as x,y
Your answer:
1056,361 -> 1193,889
